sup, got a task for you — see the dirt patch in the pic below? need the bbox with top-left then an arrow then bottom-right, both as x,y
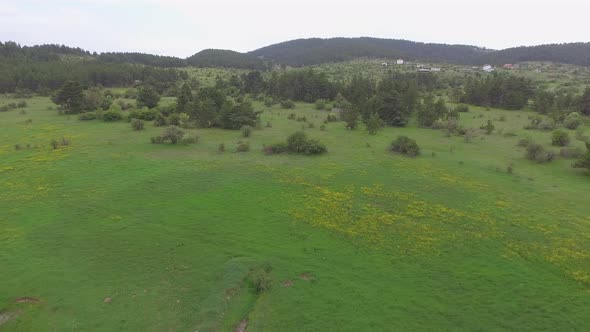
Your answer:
235,319 -> 248,332
13,297 -> 40,304
103,297 -> 112,303
299,273 -> 315,281
0,311 -> 18,327
281,280 -> 294,287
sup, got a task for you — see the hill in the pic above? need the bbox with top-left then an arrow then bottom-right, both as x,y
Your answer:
186,49 -> 267,70
249,37 -> 492,66
250,37 -> 590,67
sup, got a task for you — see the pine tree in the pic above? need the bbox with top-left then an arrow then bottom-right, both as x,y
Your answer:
51,81 -> 85,114
176,83 -> 192,113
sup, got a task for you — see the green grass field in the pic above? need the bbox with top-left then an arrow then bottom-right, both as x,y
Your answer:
1,96 -> 589,331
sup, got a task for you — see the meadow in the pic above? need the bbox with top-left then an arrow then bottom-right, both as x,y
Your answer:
1,94 -> 589,331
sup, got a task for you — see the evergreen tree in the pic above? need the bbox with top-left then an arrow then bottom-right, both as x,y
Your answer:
580,87 -> 590,116
137,85 -> 161,109
573,142 -> 590,171
365,112 -> 382,135
51,81 -> 85,114
176,83 -> 192,113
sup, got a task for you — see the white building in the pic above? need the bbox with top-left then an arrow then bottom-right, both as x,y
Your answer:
431,67 -> 441,72
482,65 -> 494,73
381,62 -> 388,67
396,59 -> 404,65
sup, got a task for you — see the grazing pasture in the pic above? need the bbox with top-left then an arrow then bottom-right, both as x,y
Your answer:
0,95 -> 589,331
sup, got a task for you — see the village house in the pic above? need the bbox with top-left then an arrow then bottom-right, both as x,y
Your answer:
482,65 -> 494,72
396,59 -> 404,65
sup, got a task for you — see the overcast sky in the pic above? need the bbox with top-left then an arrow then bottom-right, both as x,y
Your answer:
1,0 -> 588,58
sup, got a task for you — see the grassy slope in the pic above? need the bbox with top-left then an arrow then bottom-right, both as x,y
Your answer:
0,96 -> 589,331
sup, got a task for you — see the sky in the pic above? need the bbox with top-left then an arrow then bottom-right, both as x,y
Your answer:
1,0 -> 589,58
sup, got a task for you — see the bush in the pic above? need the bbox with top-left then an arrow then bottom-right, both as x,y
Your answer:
102,110 -> 123,122
302,139 -> 327,155
251,270 -> 272,295
241,125 -> 252,138
168,113 -> 181,126
129,108 -> 158,121
455,104 -> 469,113
287,113 -> 296,120
181,135 -> 199,145
320,124 -> 326,131
78,112 -> 97,121
131,119 -> 145,131
50,139 -> 59,149
264,142 -> 289,155
326,113 -> 338,122
218,143 -> 225,153
551,130 -> 570,146
150,136 -> 164,144
517,136 -> 533,147
315,99 -> 327,110
16,100 -> 27,108
480,120 -> 495,134
266,121 -> 272,128
564,112 -> 582,129
268,131 -> 327,155
538,118 -> 556,130
154,113 -> 168,127
560,147 -> 583,159
280,99 -> 295,109
236,142 -> 250,152
390,136 -> 420,157
162,125 -> 185,144
263,97 -> 275,107
526,143 -> 554,163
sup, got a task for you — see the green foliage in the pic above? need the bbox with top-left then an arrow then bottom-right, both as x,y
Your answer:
455,104 -> 470,113
154,113 -> 168,127
179,112 -> 191,128
176,83 -> 193,113
390,136 -> 420,157
219,100 -> 260,129
161,125 -> 185,144
572,142 -> 590,170
315,99 -> 327,110
480,120 -> 495,134
241,125 -> 252,138
129,108 -> 159,121
461,74 -> 534,110
78,112 -> 97,121
236,142 -> 250,152
102,110 -> 123,122
280,99 -> 295,109
551,130 -> 570,146
563,112 -> 582,129
267,131 -> 327,155
137,85 -> 161,109
365,112 -> 382,135
417,95 -> 447,128
526,143 -> 555,163
52,81 -> 85,114
131,119 -> 145,131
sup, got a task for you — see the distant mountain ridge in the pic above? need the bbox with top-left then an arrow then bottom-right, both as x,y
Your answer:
2,38 -> 590,68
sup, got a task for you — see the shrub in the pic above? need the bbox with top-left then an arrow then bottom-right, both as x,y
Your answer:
218,143 -> 225,153
129,108 -> 158,121
78,112 -> 97,121
50,139 -> 59,149
102,110 -> 123,122
560,147 -> 583,159
162,125 -> 185,144
551,129 -> 570,146
251,270 -> 272,295
296,116 -> 307,122
480,120 -> 495,134
517,136 -> 533,147
320,124 -> 326,131
286,131 -> 309,153
455,104 -> 469,113
287,113 -> 296,120
179,112 -> 190,128
564,112 -> 582,129
315,99 -> 327,110
572,142 -> 590,170
14,144 -> 22,151
181,135 -> 199,145
154,113 -> 168,127
263,97 -> 275,107
150,136 -> 163,144
241,125 -> 252,138
326,113 -> 338,122
266,122 -> 272,128
168,113 -> 181,126
131,119 -> 145,131
264,142 -> 289,155
302,139 -> 327,155
236,142 -> 250,152
16,100 -> 27,108
280,99 -> 295,109
390,136 -> 420,157
538,118 -> 556,130
526,143 -> 554,163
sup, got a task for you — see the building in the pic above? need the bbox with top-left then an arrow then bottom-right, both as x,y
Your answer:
396,59 -> 404,65
503,64 -> 514,69
381,62 -> 388,67
430,67 -> 441,72
482,65 -> 494,73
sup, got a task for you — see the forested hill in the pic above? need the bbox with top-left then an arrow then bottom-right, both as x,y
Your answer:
249,38 -> 590,67
186,49 -> 267,69
98,52 -> 187,67
249,37 -> 491,66
480,43 -> 590,67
